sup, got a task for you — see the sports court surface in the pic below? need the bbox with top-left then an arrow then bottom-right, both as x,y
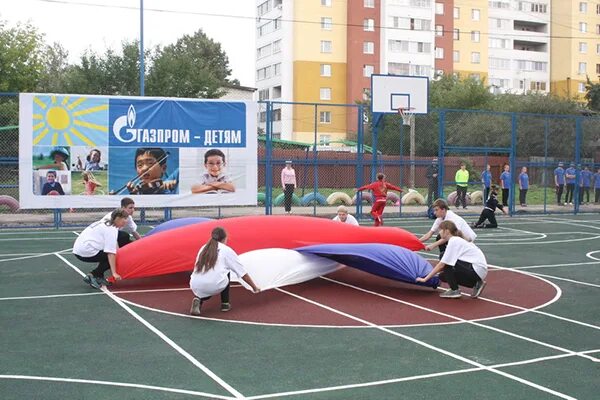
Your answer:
0,214 -> 598,399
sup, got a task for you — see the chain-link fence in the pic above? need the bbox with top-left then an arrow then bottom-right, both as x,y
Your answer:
2,93 -> 599,228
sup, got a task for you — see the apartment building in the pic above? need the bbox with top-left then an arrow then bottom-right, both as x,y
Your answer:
551,0 -> 600,99
255,0 -> 590,141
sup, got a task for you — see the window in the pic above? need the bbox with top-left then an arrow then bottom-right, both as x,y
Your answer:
435,47 -> 444,59
320,40 -> 332,53
389,40 -> 408,52
579,62 -> 587,74
597,4 -> 600,14
364,0 -> 375,7
273,85 -> 282,98
363,41 -> 374,54
364,18 -> 375,31
470,73 -> 481,81
597,44 -> 600,54
471,31 -> 480,42
435,24 -> 444,36
321,17 -> 332,30
257,1 -> 271,17
489,57 -> 510,69
580,22 -> 587,33
320,64 -> 332,77
472,9 -> 480,21
272,109 -> 281,121
530,81 -> 547,91
363,64 -> 374,77
319,111 -> 331,123
453,29 -> 460,40
580,2 -> 587,13
319,135 -> 331,146
580,42 -> 588,53
256,66 -> 271,81
257,44 -> 271,59
273,63 -> 281,76
471,52 -> 481,64
578,82 -> 586,93
435,2 -> 444,14
453,50 -> 460,62
490,1 -> 510,9
321,0 -> 331,6
489,37 -> 510,48
453,7 -> 459,19
272,40 -> 281,54
491,18 -> 509,29
258,89 -> 269,101
596,64 -> 600,74
416,42 -> 431,53
273,18 -> 281,30
597,24 -> 600,34
320,88 -> 331,101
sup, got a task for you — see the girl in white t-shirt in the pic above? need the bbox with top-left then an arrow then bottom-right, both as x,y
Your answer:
416,220 -> 488,299
73,209 -> 129,289
189,227 -> 260,315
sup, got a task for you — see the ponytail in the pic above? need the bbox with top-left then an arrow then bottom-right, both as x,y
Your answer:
194,227 -> 227,273
438,220 -> 466,240
106,209 -> 128,226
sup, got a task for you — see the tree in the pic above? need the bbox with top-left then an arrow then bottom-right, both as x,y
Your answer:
429,75 -> 493,110
37,42 -> 70,93
0,20 -> 46,92
146,30 -> 233,98
584,76 -> 600,112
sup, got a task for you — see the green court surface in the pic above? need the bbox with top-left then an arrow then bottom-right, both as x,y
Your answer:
0,215 -> 598,399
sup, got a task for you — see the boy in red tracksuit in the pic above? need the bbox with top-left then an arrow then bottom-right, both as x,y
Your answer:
356,173 -> 403,226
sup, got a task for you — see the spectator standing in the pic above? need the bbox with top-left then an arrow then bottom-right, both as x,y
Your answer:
481,164 -> 492,201
426,157 -> 439,207
454,163 -> 469,209
281,161 -> 297,214
518,167 -> 529,207
554,162 -> 566,205
500,164 -> 511,207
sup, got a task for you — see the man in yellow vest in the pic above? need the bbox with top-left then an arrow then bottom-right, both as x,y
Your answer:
455,162 -> 469,209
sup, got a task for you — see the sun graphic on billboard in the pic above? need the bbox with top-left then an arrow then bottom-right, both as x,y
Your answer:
32,95 -> 109,147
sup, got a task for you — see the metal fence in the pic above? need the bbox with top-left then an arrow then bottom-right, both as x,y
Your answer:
1,92 -> 599,228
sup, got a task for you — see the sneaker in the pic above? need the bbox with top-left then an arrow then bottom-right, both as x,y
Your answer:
190,297 -> 202,316
439,289 -> 461,299
221,302 -> 231,312
83,274 -> 101,290
471,280 -> 487,298
96,276 -> 112,287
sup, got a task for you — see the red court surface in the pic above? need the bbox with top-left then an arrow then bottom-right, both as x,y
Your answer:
110,267 -> 558,327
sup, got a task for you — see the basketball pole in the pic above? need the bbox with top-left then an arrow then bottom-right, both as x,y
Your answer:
409,116 -> 415,189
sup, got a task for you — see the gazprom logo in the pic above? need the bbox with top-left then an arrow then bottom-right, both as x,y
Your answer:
111,103 -> 191,144
112,104 -> 137,143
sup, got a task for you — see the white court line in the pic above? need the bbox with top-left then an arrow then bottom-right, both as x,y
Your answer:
512,261 -> 600,270
0,375 -> 233,399
0,237 -> 76,241
274,287 -> 577,400
55,253 -> 246,400
586,251 -> 600,261
0,248 -> 72,263
0,253 -> 39,256
246,350 -> 599,400
320,276 -> 599,363
498,225 -> 547,237
477,233 -> 600,245
522,271 -> 600,289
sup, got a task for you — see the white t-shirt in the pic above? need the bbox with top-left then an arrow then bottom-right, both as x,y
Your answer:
430,210 -> 477,242
73,219 -> 119,257
103,212 -> 137,235
190,242 -> 247,298
332,214 -> 359,226
441,236 -> 488,280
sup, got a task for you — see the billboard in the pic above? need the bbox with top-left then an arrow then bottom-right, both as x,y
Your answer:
19,94 -> 257,208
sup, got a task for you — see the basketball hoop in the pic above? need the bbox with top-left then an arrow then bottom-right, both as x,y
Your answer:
397,107 -> 415,126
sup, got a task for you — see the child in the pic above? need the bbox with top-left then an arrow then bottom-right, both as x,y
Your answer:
416,220 -> 488,299
554,162 -> 566,205
481,164 -> 492,201
472,185 -> 507,228
455,162 -> 469,209
280,160 -> 297,213
37,147 -> 70,171
356,173 -> 403,226
82,171 -> 102,195
594,168 -> 600,204
332,205 -> 359,226
518,166 -> 529,207
565,163 -> 577,205
73,209 -> 128,289
126,147 -> 177,195
189,227 -> 260,315
41,170 -> 65,195
500,163 -> 511,206
84,149 -> 103,171
580,166 -> 592,204
191,149 -> 235,194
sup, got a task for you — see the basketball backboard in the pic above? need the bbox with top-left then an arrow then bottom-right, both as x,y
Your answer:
370,74 -> 429,115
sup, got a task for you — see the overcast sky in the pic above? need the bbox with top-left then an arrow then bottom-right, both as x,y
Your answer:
0,0 -> 256,87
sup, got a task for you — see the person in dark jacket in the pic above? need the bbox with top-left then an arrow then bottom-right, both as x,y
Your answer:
471,185 -> 507,228
426,157 -> 439,207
